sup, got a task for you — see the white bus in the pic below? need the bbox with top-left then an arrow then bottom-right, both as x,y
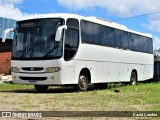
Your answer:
2,13 -> 153,91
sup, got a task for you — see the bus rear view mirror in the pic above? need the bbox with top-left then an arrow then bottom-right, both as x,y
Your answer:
2,28 -> 14,42
55,25 -> 67,42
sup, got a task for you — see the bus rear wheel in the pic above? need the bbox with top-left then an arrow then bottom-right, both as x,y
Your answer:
130,71 -> 137,85
76,74 -> 89,91
34,85 -> 49,92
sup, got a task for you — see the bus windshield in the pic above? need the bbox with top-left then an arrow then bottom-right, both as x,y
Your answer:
12,18 -> 64,60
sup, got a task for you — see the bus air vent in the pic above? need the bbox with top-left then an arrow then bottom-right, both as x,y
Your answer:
22,67 -> 44,71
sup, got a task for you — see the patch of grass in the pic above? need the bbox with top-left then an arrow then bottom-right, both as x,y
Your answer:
0,82 -> 159,112
0,84 -> 33,91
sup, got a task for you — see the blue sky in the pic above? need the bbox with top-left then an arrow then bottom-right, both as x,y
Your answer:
0,0 -> 160,49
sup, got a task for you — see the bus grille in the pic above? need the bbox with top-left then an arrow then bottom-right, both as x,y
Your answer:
19,77 -> 47,81
21,67 -> 44,71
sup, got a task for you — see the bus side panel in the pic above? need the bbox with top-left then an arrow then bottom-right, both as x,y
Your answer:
64,60 -> 76,84
104,62 -> 117,82
143,64 -> 154,80
104,62 -> 132,83
95,62 -> 104,83
135,64 -> 145,81
74,44 -> 153,83
74,60 -> 97,84
73,60 -> 153,84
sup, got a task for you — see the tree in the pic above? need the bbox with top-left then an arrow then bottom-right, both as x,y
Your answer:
154,49 -> 160,61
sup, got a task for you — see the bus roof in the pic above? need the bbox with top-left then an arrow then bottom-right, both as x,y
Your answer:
18,13 -> 153,38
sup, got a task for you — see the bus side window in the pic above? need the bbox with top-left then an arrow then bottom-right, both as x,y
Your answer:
64,19 -> 79,61
115,29 -> 128,49
106,27 -> 115,47
128,33 -> 139,51
149,38 -> 153,54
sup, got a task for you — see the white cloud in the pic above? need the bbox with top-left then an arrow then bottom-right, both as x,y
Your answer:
142,14 -> 160,33
148,14 -> 160,33
147,20 -> 160,33
0,0 -> 31,20
57,0 -> 160,33
57,0 -> 160,17
0,0 -> 22,5
153,36 -> 160,50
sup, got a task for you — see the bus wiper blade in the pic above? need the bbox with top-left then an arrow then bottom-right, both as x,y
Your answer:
43,46 -> 57,58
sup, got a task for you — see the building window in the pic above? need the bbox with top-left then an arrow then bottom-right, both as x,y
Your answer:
0,39 -> 12,52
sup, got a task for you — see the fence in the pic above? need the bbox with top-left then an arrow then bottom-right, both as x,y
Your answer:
153,61 -> 160,82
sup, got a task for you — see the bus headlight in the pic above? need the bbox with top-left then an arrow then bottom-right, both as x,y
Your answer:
11,67 -> 20,73
45,67 -> 61,73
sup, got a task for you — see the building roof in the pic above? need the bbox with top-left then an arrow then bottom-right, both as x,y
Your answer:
0,17 -> 16,39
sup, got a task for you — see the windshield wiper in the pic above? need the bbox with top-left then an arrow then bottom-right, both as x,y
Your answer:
43,47 -> 56,58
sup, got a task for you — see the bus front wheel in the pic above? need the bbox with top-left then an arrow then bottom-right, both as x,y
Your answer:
130,71 -> 137,85
76,74 -> 89,91
34,85 -> 49,92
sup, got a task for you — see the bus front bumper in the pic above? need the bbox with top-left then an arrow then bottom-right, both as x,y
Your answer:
12,72 -> 62,85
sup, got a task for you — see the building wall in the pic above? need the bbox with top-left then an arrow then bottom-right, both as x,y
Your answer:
0,39 -> 12,74
0,52 -> 11,74
0,17 -> 15,75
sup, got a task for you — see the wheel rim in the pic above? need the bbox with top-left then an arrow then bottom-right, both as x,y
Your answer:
131,72 -> 137,85
79,75 -> 88,90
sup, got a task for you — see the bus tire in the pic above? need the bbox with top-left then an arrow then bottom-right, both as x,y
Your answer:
130,71 -> 137,85
76,74 -> 89,91
34,85 -> 49,92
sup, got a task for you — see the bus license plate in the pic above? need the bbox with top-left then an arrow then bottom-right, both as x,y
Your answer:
29,80 -> 37,83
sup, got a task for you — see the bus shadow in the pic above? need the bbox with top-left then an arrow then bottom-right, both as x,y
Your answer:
1,81 -> 156,94
0,83 -> 129,94
0,86 -> 96,94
